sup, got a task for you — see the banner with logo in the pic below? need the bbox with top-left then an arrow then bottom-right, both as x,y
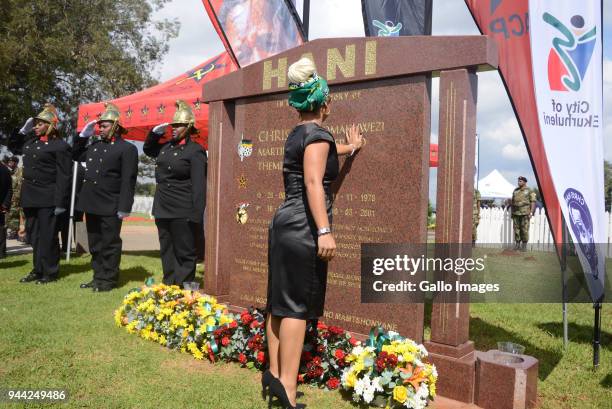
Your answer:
361,0 -> 432,36
464,0 -> 564,253
202,0 -> 305,67
76,52 -> 236,148
529,1 -> 604,302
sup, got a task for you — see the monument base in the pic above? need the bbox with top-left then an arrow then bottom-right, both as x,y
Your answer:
475,350 -> 539,409
424,341 -> 476,404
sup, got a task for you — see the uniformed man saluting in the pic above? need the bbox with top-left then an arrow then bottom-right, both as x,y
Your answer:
73,103 -> 138,292
511,176 -> 536,251
9,104 -> 72,283
144,100 -> 206,287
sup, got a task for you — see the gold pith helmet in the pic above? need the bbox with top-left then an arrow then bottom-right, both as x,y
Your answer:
170,100 -> 196,129
98,102 -> 127,134
34,103 -> 59,135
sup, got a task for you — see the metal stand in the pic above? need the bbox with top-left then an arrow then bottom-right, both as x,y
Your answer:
593,302 -> 601,369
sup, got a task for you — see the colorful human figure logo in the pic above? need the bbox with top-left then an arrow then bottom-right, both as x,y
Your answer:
545,13 -> 596,92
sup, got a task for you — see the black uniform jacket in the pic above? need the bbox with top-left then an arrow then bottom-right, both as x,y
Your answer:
0,164 -> 12,211
8,130 -> 71,209
143,131 -> 206,223
73,135 -> 138,216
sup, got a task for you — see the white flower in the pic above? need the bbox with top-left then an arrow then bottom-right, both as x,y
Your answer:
430,364 -> 438,378
387,330 -> 400,338
340,369 -> 349,387
354,377 -> 366,397
363,387 -> 374,404
372,376 -> 384,392
417,343 -> 429,357
416,383 -> 429,401
351,345 -> 364,356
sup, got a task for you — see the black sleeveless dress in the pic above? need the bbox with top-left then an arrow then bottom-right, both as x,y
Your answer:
266,123 -> 339,319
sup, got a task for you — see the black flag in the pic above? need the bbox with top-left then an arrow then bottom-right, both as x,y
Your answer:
361,0 -> 432,36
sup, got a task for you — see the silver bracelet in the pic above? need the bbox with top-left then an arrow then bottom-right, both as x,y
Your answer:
348,144 -> 356,157
317,227 -> 331,236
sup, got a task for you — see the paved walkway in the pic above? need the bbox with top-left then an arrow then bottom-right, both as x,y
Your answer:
5,223 -> 160,257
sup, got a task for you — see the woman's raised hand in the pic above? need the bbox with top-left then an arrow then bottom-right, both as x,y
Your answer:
345,124 -> 365,152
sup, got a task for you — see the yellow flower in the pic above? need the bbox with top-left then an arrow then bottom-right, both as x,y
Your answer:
126,321 -> 138,334
345,372 -> 357,388
159,335 -> 167,345
393,386 -> 408,404
151,331 -> 159,341
114,309 -> 123,326
429,383 -> 436,397
192,349 -> 204,360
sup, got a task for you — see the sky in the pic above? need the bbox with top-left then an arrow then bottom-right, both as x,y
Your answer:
153,0 -> 611,205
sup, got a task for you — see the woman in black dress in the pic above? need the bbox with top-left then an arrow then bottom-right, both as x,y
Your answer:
264,58 -> 365,408
144,100 -> 206,287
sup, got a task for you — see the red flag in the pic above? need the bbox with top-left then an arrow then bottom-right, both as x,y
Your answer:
77,52 -> 237,149
465,0 -> 563,249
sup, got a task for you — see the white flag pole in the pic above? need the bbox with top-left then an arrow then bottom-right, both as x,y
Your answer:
66,161 -> 78,262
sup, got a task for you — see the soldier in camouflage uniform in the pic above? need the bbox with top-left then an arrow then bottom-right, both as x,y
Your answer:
6,157 -> 22,239
511,176 -> 536,251
473,189 -> 481,245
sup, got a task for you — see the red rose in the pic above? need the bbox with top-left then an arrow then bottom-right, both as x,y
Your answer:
387,353 -> 398,368
328,326 -> 344,336
313,356 -> 322,366
314,367 -> 324,378
317,344 -> 325,353
326,377 -> 340,390
238,353 -> 247,364
230,321 -> 238,328
257,351 -> 266,364
250,320 -> 260,329
375,358 -> 385,372
349,337 -> 358,346
297,374 -> 305,383
301,351 -> 312,362
241,313 -> 253,325
334,349 -> 345,360
221,336 -> 230,346
317,322 -> 327,330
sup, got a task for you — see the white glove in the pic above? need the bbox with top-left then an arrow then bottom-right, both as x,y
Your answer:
152,123 -> 169,135
19,118 -> 34,135
54,207 -> 66,216
117,211 -> 130,220
79,120 -> 97,138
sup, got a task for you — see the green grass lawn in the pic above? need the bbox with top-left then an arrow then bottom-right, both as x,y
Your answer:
0,252 -> 610,408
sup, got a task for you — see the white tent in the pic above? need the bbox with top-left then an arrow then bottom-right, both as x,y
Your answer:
477,169 -> 515,199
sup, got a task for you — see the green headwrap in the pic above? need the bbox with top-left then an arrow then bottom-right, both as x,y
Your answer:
288,73 -> 329,112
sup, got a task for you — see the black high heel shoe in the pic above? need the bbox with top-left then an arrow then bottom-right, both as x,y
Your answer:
261,369 -> 275,400
268,377 -> 296,409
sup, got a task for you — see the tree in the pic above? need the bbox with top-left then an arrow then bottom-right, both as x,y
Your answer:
0,0 -> 179,139
138,153 -> 156,180
605,161 -> 612,211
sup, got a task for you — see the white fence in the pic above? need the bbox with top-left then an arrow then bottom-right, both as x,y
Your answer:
476,207 -> 555,251
132,196 -> 154,217
476,207 -> 612,255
